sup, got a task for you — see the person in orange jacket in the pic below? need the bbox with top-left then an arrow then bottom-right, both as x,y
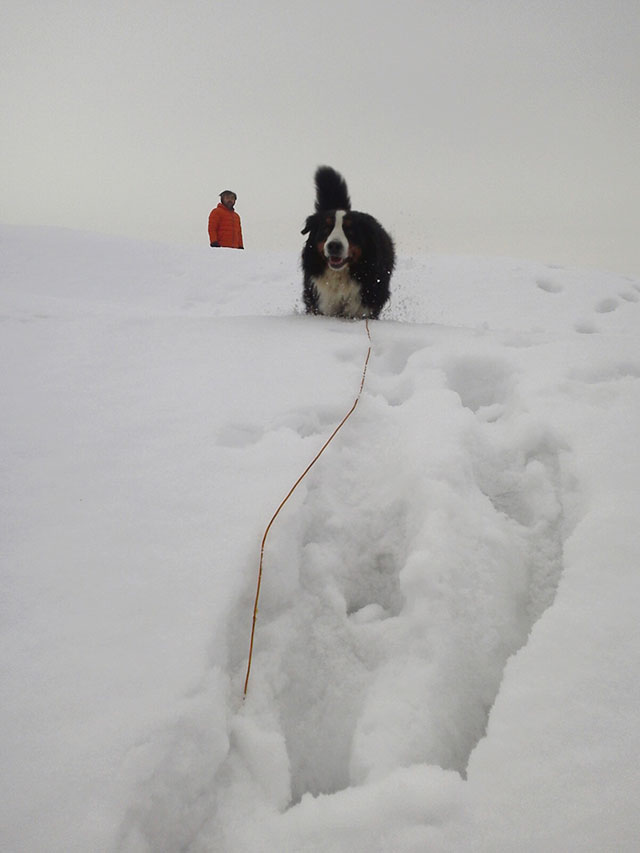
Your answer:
208,190 -> 244,249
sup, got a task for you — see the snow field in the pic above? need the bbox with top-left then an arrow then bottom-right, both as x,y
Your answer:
1,225 -> 640,851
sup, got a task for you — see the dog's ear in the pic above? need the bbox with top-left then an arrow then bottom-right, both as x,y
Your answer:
301,214 -> 317,236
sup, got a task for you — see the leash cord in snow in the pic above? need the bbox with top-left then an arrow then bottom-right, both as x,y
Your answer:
243,319 -> 372,698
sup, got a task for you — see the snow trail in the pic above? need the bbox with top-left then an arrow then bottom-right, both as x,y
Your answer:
118,319 -> 567,851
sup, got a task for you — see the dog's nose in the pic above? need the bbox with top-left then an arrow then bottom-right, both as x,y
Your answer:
326,240 -> 344,256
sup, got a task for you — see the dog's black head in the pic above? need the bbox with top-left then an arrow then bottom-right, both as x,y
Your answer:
301,210 -> 364,272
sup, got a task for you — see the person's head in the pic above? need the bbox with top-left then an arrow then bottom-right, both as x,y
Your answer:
220,191 -> 237,210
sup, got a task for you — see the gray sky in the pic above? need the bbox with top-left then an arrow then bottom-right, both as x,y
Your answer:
2,0 -> 639,275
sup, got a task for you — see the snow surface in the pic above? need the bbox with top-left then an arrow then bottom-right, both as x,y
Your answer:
2,224 -> 640,852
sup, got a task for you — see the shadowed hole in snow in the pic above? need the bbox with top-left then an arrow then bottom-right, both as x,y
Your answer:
594,297 -> 619,313
536,277 -> 563,293
441,354 -> 515,413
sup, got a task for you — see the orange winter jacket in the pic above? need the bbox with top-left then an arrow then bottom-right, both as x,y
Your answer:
208,204 -> 244,249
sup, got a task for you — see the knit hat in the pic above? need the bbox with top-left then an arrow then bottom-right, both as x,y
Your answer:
220,190 -> 237,199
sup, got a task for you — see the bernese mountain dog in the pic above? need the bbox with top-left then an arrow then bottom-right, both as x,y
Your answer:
301,166 -> 395,319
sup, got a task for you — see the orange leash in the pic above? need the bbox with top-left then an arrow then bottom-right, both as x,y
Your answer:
243,319 -> 372,698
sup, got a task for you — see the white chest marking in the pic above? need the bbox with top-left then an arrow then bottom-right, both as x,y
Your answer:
311,267 -> 373,318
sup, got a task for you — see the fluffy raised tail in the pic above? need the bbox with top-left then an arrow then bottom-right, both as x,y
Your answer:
314,166 -> 351,211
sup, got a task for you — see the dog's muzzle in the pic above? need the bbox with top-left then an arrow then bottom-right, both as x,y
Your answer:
325,240 -> 348,269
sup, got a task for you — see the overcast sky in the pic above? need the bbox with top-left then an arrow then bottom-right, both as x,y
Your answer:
2,1 -> 639,275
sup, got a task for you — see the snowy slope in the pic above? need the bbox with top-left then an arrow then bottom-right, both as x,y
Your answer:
2,225 -> 640,852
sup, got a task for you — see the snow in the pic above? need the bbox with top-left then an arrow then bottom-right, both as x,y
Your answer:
2,223 -> 640,852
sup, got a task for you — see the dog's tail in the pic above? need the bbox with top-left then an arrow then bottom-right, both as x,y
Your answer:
315,166 -> 351,211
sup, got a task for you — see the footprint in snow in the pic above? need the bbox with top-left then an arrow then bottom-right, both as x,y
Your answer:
595,297 -> 619,314
536,277 -> 563,294
574,320 -> 599,334
441,353 -> 514,415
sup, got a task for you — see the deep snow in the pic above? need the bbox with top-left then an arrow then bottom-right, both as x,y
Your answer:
2,224 -> 639,852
